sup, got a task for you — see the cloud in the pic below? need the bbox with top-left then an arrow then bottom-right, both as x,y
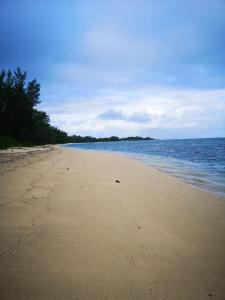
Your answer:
99,109 -> 151,123
1,0 -> 225,88
40,86 -> 225,138
129,111 -> 152,123
1,0 -> 225,138
83,25 -> 159,67
98,109 -> 124,120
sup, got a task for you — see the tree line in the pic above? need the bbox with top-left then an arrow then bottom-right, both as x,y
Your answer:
0,68 -> 153,148
68,135 -> 153,143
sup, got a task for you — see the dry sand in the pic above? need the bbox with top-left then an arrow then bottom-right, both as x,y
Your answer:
0,146 -> 224,299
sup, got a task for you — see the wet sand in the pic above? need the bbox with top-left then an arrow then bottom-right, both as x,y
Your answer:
0,146 -> 224,299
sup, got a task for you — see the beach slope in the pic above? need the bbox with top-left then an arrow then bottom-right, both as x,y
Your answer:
0,147 -> 224,299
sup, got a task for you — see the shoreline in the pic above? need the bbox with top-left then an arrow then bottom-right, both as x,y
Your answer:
63,144 -> 225,199
0,146 -> 225,299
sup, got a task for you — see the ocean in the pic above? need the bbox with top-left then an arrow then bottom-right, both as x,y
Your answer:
64,138 -> 225,197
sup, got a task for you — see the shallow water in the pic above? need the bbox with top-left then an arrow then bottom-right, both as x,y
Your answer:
64,138 -> 225,197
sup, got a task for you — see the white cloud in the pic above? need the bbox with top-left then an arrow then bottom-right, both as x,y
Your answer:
40,86 -> 225,138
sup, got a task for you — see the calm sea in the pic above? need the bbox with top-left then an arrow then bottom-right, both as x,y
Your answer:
64,138 -> 225,197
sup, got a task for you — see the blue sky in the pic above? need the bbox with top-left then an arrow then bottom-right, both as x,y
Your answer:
1,0 -> 225,139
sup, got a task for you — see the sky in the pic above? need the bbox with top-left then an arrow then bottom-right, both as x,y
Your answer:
1,0 -> 225,139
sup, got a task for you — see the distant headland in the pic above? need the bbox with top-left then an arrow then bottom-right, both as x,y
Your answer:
67,135 -> 154,144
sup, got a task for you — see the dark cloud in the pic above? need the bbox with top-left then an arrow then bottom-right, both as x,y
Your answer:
0,0 -> 80,80
99,109 -> 124,120
1,0 -> 225,87
99,109 -> 151,123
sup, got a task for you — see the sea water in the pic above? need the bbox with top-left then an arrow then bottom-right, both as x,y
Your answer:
64,138 -> 225,197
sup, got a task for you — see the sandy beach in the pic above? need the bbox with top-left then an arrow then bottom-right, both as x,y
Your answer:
0,146 -> 224,300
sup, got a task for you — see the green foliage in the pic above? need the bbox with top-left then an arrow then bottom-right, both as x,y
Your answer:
0,68 -> 69,146
0,136 -> 22,149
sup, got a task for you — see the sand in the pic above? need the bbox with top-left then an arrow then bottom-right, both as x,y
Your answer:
0,146 -> 224,300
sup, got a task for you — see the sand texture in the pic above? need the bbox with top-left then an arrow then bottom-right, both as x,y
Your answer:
0,146 -> 224,299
